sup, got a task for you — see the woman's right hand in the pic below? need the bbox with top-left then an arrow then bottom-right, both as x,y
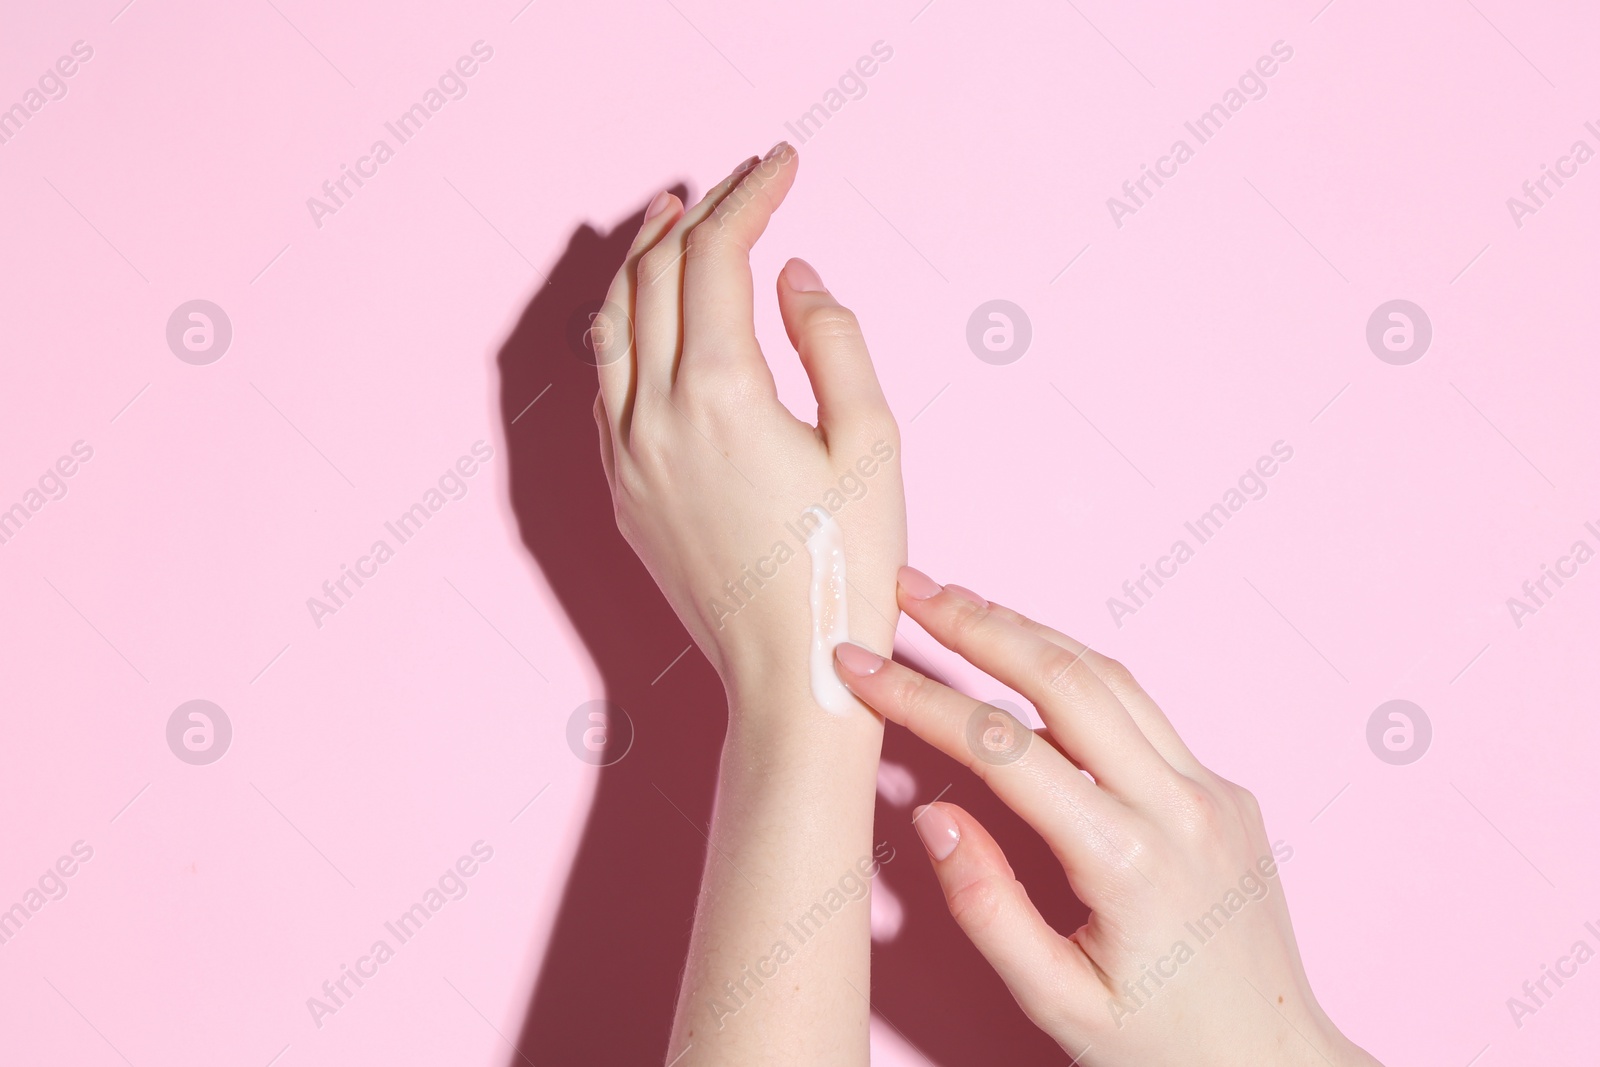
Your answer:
832,568 -> 1384,1067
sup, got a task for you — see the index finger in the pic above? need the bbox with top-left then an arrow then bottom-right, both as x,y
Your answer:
894,572 -> 1175,800
831,642 -> 1137,893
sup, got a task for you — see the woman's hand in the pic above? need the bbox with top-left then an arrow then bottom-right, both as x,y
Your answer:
833,568 -> 1384,1066
591,144 -> 906,711
594,147 -> 904,1062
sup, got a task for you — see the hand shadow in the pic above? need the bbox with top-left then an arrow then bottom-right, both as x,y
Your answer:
498,195 -> 1089,1065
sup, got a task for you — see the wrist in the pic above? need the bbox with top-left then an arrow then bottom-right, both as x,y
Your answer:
714,684 -> 885,825
719,627 -> 894,726
723,669 -> 885,739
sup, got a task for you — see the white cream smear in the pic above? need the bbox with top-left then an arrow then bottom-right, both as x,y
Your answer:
803,506 -> 854,714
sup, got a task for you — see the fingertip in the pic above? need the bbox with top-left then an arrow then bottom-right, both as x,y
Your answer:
751,141 -> 796,184
711,144 -> 798,234
833,641 -> 885,677
782,257 -> 828,294
897,566 -> 942,600
635,192 -> 682,243
915,803 -> 1085,1022
642,189 -> 676,223
912,802 -> 961,861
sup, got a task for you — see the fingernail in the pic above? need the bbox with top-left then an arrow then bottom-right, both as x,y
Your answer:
898,566 -> 942,600
764,140 -> 790,161
785,258 -> 826,293
945,584 -> 989,609
912,804 -> 959,861
834,641 -> 884,676
642,190 -> 673,223
733,154 -> 760,178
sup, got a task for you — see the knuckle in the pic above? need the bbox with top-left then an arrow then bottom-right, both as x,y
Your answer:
946,872 -> 1013,936
684,221 -> 732,263
1041,647 -> 1094,701
1171,781 -> 1226,838
893,669 -> 944,723
1118,826 -> 1156,870
801,302 -> 861,339
637,242 -> 681,286
1093,654 -> 1138,692
945,598 -> 994,644
680,367 -> 767,424
710,365 -> 766,401
589,305 -> 633,360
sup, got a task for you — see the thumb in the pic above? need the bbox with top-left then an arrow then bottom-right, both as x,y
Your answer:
912,802 -> 1092,1027
777,258 -> 892,444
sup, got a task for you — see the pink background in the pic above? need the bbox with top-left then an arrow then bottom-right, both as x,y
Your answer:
2,0 -> 1597,1063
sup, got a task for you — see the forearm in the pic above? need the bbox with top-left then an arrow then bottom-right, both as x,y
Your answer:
667,674 -> 889,1064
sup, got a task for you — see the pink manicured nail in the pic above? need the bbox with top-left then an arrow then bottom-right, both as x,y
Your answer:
898,566 -> 942,600
913,804 -> 959,861
833,642 -> 884,676
944,584 -> 989,609
786,258 -> 826,293
764,140 -> 790,161
642,190 -> 673,222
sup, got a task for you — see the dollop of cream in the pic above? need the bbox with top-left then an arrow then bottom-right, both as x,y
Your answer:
803,506 -> 854,714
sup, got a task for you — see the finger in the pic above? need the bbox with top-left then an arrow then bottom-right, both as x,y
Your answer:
895,567 -> 1173,798
776,258 -> 893,445
833,642 -> 1119,879
984,599 -> 1205,777
912,803 -> 1099,1030
593,189 -> 684,436
679,141 -> 799,382
634,155 -> 761,394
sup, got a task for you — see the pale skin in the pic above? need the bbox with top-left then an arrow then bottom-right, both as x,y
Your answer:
591,144 -> 1382,1065
833,576 -> 1386,1066
591,142 -> 905,1065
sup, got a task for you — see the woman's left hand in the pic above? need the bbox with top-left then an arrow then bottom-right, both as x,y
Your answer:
591,144 -> 906,711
